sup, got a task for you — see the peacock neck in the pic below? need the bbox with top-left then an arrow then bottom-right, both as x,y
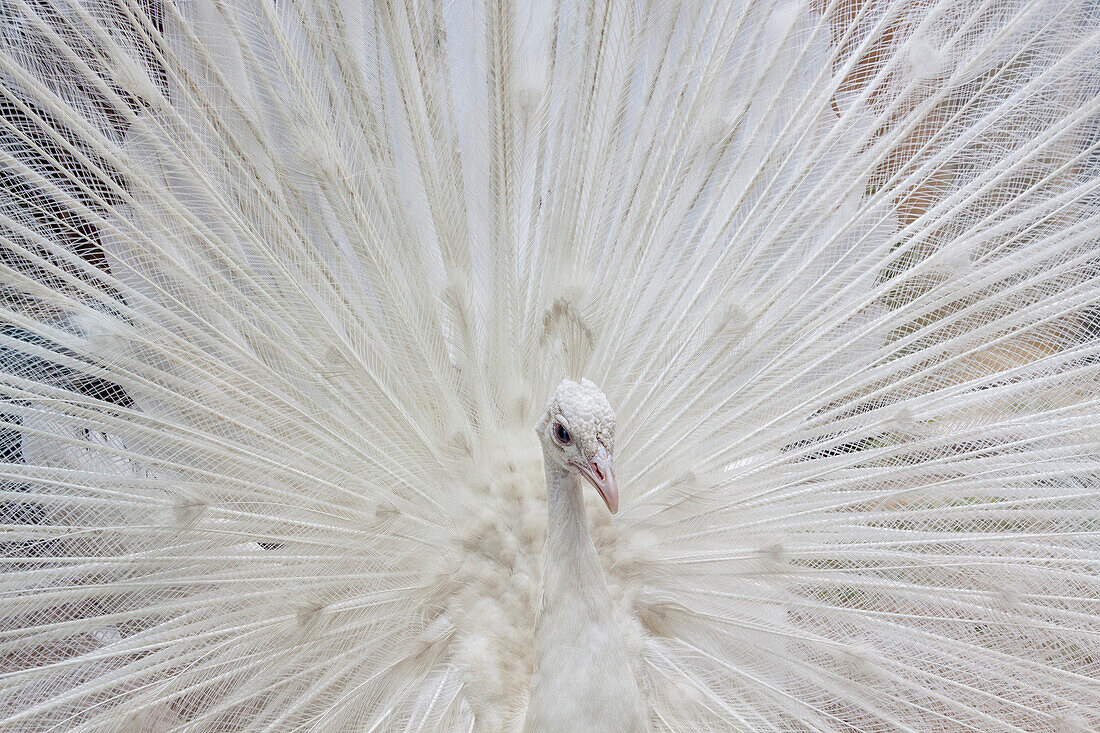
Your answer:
524,444 -> 649,732
542,457 -> 602,574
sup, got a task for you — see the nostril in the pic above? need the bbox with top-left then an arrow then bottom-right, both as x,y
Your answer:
592,464 -> 604,480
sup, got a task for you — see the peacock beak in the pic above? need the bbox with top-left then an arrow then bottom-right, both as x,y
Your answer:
575,445 -> 618,514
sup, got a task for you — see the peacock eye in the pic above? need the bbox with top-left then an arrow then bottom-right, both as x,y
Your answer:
554,423 -> 571,444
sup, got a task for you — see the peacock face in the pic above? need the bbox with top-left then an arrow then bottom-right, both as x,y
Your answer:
537,379 -> 618,513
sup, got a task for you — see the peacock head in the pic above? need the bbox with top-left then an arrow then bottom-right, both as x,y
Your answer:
536,378 -> 618,513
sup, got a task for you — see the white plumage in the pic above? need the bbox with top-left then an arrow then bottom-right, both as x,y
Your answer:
524,379 -> 648,732
0,0 -> 1098,730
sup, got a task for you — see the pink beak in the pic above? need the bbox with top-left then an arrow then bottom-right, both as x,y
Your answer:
574,445 -> 618,514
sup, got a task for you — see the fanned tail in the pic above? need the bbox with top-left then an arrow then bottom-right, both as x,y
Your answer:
0,1 -> 1097,731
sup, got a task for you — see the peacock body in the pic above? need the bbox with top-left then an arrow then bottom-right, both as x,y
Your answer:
1,0 -> 1099,730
